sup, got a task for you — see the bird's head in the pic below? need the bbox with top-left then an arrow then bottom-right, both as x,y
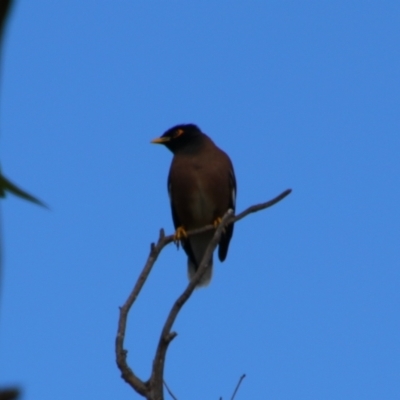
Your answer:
151,124 -> 203,154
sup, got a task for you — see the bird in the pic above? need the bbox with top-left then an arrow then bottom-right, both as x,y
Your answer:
151,124 -> 236,286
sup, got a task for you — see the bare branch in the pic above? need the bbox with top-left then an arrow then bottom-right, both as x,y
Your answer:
230,374 -> 246,400
163,380 -> 178,400
115,230 -> 168,395
150,210 -> 233,395
163,188 -> 292,245
115,188 -> 291,399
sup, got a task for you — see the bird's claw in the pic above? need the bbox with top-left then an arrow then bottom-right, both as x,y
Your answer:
213,217 -> 222,228
213,217 -> 226,233
173,226 -> 187,247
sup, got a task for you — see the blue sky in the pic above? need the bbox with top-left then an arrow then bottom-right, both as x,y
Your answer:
0,1 -> 399,399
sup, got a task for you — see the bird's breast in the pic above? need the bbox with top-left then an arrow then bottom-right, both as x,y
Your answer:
170,154 -> 227,230
189,175 -> 215,226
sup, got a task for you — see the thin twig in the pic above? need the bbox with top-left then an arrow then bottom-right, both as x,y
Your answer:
163,380 -> 178,400
115,188 -> 292,398
150,210 -> 233,394
230,374 -> 246,400
163,188 -> 292,244
115,230 -> 168,394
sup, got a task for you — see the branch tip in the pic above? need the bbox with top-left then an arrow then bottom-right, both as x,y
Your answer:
230,373 -> 246,400
166,332 -> 177,343
163,380 -> 178,400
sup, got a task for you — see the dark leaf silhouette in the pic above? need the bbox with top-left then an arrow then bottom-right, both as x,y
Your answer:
0,170 -> 47,208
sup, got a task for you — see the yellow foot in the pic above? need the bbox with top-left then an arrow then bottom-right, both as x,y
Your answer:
173,226 -> 188,244
213,217 -> 222,228
213,217 -> 226,233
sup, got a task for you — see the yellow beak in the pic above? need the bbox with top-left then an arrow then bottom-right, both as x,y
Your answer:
151,137 -> 170,144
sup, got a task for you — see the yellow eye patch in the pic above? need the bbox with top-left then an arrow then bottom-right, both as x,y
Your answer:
174,128 -> 184,138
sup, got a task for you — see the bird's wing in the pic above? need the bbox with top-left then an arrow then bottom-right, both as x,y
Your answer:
218,164 -> 236,262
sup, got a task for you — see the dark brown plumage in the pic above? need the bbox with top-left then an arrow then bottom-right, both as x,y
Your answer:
151,124 -> 236,286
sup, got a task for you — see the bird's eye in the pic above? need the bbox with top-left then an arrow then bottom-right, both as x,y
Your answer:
174,129 -> 184,138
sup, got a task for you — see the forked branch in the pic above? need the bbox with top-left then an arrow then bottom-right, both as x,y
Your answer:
115,188 -> 292,399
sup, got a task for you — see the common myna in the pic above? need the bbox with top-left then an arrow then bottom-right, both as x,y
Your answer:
151,124 -> 236,286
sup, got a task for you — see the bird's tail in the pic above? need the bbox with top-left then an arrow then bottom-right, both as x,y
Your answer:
187,255 -> 213,287
187,231 -> 214,287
